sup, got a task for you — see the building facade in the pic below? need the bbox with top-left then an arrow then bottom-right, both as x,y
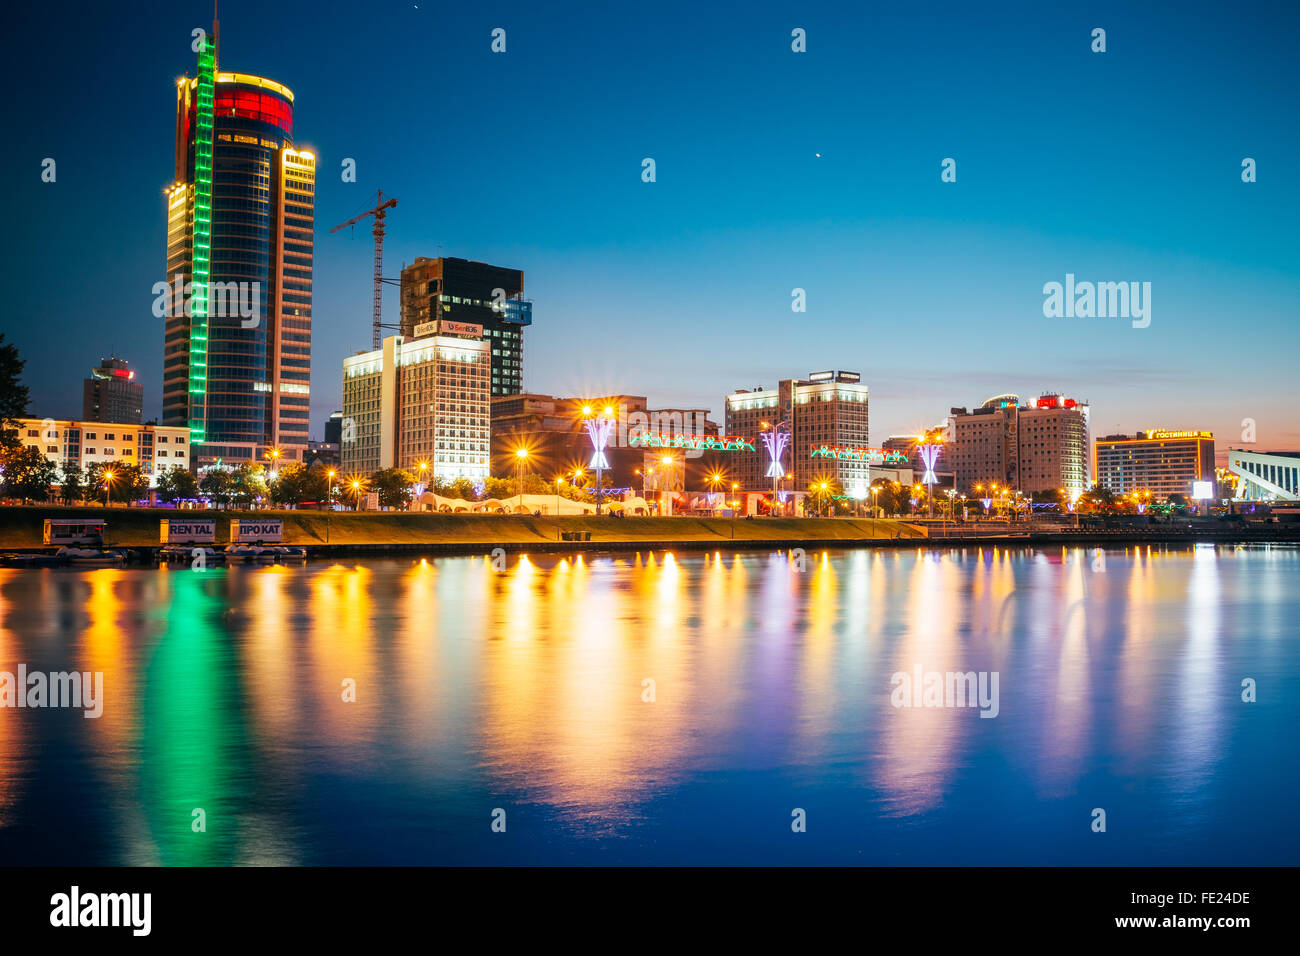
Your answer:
82,357 -> 143,424
1226,449 -> 1300,501
725,370 -> 870,493
1094,430 -> 1216,500
341,326 -> 491,483
163,28 -> 315,469
951,393 -> 1090,495
400,257 -> 531,396
15,418 -> 190,480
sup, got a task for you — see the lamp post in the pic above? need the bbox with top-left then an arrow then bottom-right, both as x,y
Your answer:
582,404 -> 615,516
264,447 -> 281,481
102,470 -> 115,508
555,476 -> 564,516
351,479 -> 362,511
871,484 -> 881,519
514,447 -> 529,511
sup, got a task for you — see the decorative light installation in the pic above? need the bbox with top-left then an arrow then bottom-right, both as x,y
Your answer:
810,445 -> 908,465
630,433 -> 755,452
917,444 -> 939,487
980,497 -> 993,512
761,431 -> 790,478
584,407 -> 615,515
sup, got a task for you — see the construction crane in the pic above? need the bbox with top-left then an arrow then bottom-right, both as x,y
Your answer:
330,189 -> 399,350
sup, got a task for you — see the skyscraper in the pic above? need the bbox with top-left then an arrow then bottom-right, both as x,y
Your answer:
400,257 -> 532,396
82,356 -> 143,424
162,24 -> 315,469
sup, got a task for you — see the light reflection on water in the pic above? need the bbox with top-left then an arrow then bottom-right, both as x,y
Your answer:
0,544 -> 1297,865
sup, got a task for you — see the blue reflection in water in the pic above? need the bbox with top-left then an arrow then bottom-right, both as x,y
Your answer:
0,544 -> 1296,865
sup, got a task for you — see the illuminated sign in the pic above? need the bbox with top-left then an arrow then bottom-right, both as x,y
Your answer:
837,371 -> 861,383
1144,429 -> 1213,441
413,320 -> 482,339
630,433 -> 756,452
810,445 -> 908,465
1192,481 -> 1215,500
808,370 -> 834,383
230,519 -> 283,543
160,519 -> 215,544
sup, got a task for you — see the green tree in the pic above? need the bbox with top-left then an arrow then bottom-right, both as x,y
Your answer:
60,462 -> 86,504
0,333 -> 31,453
368,467 -> 415,509
1,446 -> 57,502
230,463 -> 267,507
155,465 -> 198,503
87,462 -> 148,505
200,468 -> 234,508
270,461 -> 330,506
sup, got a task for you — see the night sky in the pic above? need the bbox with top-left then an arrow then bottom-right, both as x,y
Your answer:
3,0 -> 1297,457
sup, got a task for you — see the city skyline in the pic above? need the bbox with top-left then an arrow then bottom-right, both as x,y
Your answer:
4,0 -> 1298,459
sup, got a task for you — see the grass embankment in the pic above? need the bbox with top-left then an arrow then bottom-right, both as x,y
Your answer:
0,505 -> 927,548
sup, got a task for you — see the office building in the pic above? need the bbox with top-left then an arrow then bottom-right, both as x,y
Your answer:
725,370 -> 870,493
400,257 -> 532,396
1094,430 -> 1216,500
14,418 -> 190,480
82,356 -> 143,424
341,324 -> 490,482
162,26 -> 315,468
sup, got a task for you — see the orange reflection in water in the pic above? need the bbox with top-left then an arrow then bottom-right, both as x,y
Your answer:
478,552 -> 698,823
0,570 -> 26,823
306,564 -> 377,754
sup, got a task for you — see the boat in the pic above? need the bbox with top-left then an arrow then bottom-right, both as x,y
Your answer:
269,545 -> 308,560
55,547 -> 127,567
224,544 -> 280,563
0,552 -> 69,568
159,545 -> 228,565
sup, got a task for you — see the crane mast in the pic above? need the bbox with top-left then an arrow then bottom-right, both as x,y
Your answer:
330,189 -> 399,350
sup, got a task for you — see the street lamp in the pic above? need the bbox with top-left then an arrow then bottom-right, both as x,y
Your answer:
264,447 -> 281,480
102,469 -> 115,508
351,479 -> 362,511
514,447 -> 529,510
871,484 -> 881,519
555,476 -> 564,515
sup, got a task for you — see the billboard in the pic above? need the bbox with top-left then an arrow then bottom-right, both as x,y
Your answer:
230,518 -> 283,543
160,519 -> 216,544
1192,481 -> 1215,500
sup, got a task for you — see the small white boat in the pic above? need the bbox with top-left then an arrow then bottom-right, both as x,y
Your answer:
160,545 -> 227,565
55,547 -> 127,567
225,544 -> 280,563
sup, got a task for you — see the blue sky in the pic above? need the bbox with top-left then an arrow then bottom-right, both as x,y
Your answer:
3,0 -> 1298,456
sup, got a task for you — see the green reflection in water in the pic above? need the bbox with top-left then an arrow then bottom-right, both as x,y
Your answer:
139,571 -> 250,865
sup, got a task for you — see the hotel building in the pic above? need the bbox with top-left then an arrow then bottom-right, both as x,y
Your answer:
162,26 -> 315,468
725,371 -> 870,493
950,393 -> 1090,495
341,324 -> 491,482
400,257 -> 532,396
14,418 -> 190,480
1094,430 -> 1216,500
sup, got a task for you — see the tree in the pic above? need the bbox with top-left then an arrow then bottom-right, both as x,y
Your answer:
0,446 -> 57,502
60,463 -> 86,504
0,333 -> 31,453
230,463 -> 267,507
269,461 -> 329,506
155,466 -> 198,503
200,468 -> 233,508
86,462 -> 148,505
369,467 -> 415,509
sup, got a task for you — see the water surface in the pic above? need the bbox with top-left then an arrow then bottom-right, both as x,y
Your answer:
0,544 -> 1295,865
